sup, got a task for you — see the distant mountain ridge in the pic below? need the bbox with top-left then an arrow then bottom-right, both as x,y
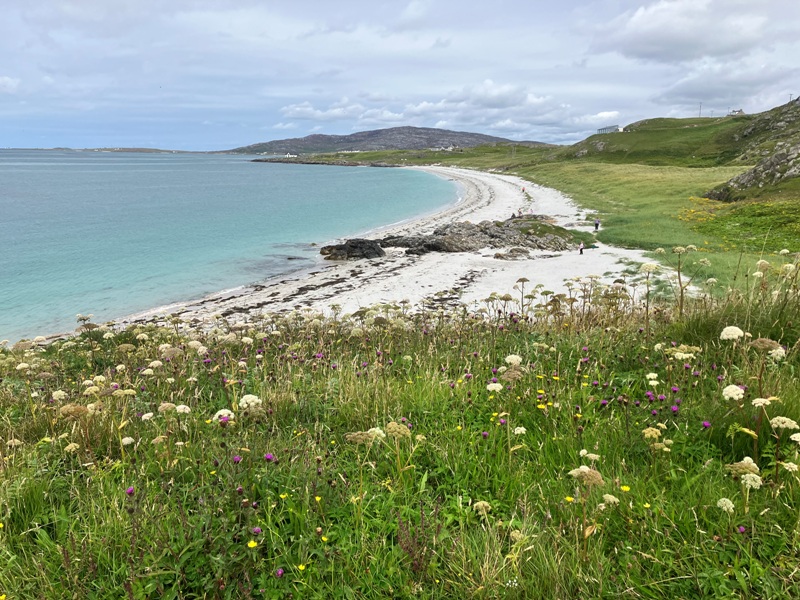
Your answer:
229,126 -> 547,154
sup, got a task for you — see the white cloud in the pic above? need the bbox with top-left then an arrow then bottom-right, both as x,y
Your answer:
593,0 -> 770,63
0,76 -> 20,94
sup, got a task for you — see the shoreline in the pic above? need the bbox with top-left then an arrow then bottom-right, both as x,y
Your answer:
109,166 -> 652,333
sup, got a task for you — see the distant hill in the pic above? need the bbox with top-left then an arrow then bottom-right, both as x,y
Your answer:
228,126 -> 547,154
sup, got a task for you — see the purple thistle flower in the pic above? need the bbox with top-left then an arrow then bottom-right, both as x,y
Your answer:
264,453 -> 275,462
702,421 -> 711,428
670,405 -> 679,413
233,455 -> 242,464
252,527 -> 262,534
275,568 -> 284,578
125,486 -> 135,496
482,431 -> 489,439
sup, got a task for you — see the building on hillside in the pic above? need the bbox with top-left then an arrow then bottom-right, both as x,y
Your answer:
597,125 -> 624,134
727,109 -> 745,116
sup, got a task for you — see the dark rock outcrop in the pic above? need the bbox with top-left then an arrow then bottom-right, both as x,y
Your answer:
319,239 -> 386,260
381,216 -> 574,255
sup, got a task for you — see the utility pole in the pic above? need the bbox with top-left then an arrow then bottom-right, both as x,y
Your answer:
699,102 -> 702,118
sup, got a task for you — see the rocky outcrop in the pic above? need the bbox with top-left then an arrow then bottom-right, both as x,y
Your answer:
707,140 -> 800,201
381,216 -> 575,255
319,239 -> 386,260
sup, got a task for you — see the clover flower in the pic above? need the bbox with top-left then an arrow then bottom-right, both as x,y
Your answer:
720,326 -> 744,341
717,498 -> 735,514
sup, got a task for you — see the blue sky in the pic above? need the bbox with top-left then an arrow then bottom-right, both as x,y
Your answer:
2,0 -> 798,150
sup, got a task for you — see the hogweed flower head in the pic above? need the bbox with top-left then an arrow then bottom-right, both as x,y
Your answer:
727,456 -> 759,476
568,465 -> 605,487
473,500 -> 492,516
722,385 -> 745,401
717,498 -> 735,514
720,326 -> 744,341
741,473 -> 762,490
770,416 -> 799,431
385,421 -> 412,440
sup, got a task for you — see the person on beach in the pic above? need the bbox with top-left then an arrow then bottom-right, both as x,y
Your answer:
594,218 -> 600,231
579,241 -> 584,255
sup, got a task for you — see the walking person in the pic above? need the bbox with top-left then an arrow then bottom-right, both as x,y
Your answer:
594,218 -> 600,231
579,241 -> 584,255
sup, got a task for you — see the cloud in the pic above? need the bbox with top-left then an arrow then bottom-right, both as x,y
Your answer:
593,0 -> 769,63
0,76 -> 20,94
653,60 -> 799,109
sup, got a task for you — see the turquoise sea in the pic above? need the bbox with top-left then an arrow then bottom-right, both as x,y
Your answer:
0,150 -> 458,341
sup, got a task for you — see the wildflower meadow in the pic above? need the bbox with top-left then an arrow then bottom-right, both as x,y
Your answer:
1,250 -> 800,598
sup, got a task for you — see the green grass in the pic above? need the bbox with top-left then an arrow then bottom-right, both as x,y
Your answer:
2,265 -> 800,598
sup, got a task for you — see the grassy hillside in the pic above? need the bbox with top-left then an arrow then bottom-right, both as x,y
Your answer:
293,102 -> 799,280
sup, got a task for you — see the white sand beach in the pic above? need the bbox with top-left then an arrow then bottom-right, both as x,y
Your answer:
115,166 -> 652,329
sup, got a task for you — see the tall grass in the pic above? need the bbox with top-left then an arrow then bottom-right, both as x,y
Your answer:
2,251 -> 799,598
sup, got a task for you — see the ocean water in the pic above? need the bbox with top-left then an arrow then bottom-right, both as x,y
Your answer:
0,150 -> 458,341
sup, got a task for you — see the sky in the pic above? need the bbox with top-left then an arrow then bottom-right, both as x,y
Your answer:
2,0 -> 799,150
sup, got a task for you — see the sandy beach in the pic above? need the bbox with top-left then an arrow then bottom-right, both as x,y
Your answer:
115,166 -> 652,329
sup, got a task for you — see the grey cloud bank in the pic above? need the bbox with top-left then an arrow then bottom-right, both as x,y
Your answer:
1,0 -> 798,150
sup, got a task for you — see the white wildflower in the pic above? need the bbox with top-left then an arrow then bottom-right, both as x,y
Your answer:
741,473 -> 762,490
639,262 -> 659,273
141,412 -> 154,421
504,354 -> 523,366
769,347 -> 786,361
513,426 -> 527,435
770,416 -> 799,431
717,498 -> 735,514
722,385 -> 745,401
487,383 -> 503,393
720,326 -> 744,341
